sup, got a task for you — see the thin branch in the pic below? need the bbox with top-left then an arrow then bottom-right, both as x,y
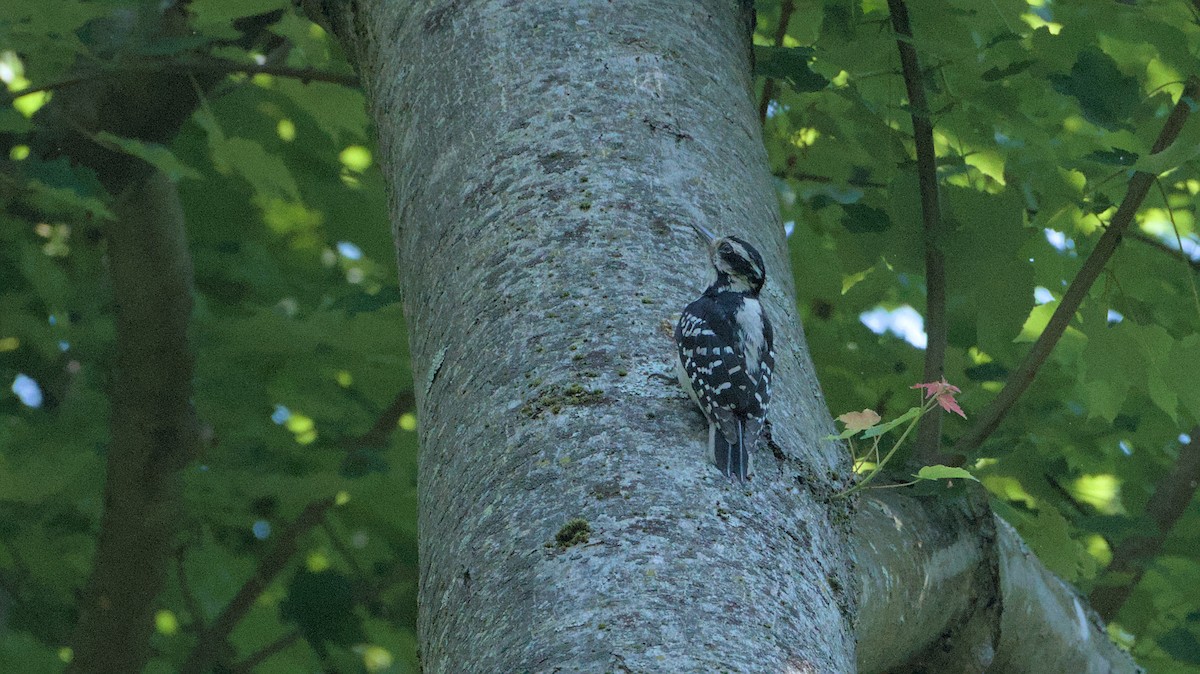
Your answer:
175,55 -> 359,86
2,56 -> 357,102
778,165 -> 889,189
322,517 -> 367,580
230,630 -> 302,673
179,497 -> 335,674
887,0 -> 950,465
175,545 -> 205,632
952,76 -> 1200,458
757,0 -> 796,124
1128,231 -> 1200,273
1089,429 -> 1200,620
1155,177 -> 1200,318
0,74 -> 96,101
343,388 -> 415,448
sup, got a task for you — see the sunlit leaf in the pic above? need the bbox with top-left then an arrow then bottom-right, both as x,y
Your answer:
94,132 -> 202,182
914,465 -> 979,482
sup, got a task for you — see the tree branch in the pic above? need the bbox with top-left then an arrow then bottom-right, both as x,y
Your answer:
1089,429 -> 1200,620
230,630 -> 302,673
777,163 -> 889,189
170,55 -> 359,87
175,545 -> 205,632
343,388 -> 415,448
757,0 -> 795,124
952,76 -> 1200,458
2,55 -> 357,103
1129,230 -> 1200,273
856,491 -> 1137,673
887,0 -> 950,464
322,517 -> 367,580
179,497 -> 335,674
66,169 -> 198,674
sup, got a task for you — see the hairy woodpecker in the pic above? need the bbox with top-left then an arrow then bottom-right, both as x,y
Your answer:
675,225 -> 775,480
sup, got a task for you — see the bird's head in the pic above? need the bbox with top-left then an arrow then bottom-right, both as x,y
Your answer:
710,235 -> 766,294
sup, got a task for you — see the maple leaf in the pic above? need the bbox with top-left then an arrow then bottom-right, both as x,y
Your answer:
837,409 -> 881,431
911,378 -> 966,418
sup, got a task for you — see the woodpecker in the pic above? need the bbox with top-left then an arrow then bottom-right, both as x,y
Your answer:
675,224 -> 775,480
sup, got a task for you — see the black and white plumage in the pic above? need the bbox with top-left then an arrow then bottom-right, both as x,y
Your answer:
675,232 -> 775,480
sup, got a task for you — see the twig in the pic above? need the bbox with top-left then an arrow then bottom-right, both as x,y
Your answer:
952,76 -> 1200,458
1089,429 -> 1200,619
887,0 -> 950,464
175,546 -> 205,632
1128,231 -> 1200,273
179,497 -> 335,674
322,517 -> 367,580
1154,178 -> 1200,318
838,397 -> 938,498
343,388 -> 415,448
230,630 -> 302,673
1,56 -> 357,102
757,0 -> 796,124
175,55 -> 358,86
779,166 -> 889,189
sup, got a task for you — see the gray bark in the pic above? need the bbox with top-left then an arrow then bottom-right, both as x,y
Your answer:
328,0 -> 855,671
855,492 -> 1139,674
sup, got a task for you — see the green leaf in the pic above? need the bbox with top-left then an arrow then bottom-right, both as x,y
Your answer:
840,265 -> 875,295
1015,301 -> 1058,343
0,106 -> 32,133
980,59 -> 1036,82
1081,379 -> 1128,423
964,362 -> 1008,382
915,465 -> 979,482
276,80 -> 368,146
210,136 -> 300,201
280,569 -> 366,655
1132,116 -> 1200,175
754,46 -> 829,93
190,0 -> 290,34
1083,148 -> 1138,166
862,406 -> 921,439
1168,335 -> 1200,419
1021,506 -> 1081,582
1159,628 -> 1200,665
331,286 -> 403,315
21,180 -> 114,221
841,203 -> 891,233
1049,48 -> 1139,130
93,132 -> 202,182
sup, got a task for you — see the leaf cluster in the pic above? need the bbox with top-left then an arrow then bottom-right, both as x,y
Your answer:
1,1 -> 416,671
756,0 -> 1200,667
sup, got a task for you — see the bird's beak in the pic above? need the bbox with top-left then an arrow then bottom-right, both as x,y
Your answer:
690,221 -> 717,243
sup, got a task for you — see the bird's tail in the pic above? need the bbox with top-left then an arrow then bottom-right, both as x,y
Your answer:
710,420 -> 750,480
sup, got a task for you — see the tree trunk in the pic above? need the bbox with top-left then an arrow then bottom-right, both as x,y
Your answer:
67,169 -> 198,673
320,1 -> 1141,671
326,1 -> 856,671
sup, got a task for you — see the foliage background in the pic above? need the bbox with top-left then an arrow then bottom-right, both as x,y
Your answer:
0,0 -> 1198,671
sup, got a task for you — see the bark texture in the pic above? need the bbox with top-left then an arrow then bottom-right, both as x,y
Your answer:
328,1 -> 855,671
854,492 -> 1138,674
